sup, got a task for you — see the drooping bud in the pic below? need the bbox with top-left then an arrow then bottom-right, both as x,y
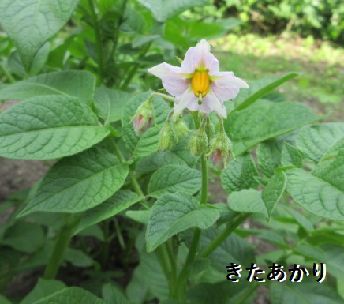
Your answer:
158,122 -> 175,151
189,130 -> 208,156
209,132 -> 232,169
173,117 -> 189,141
132,100 -> 154,136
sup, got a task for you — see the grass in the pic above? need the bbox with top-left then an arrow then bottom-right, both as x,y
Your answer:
214,33 -> 344,120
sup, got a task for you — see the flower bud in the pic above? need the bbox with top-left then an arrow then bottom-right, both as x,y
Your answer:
173,118 -> 189,141
209,133 -> 232,169
189,130 -> 208,156
158,122 -> 175,151
132,100 -> 154,136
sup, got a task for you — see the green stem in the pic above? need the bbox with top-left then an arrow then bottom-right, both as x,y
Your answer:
199,154 -> 208,205
151,92 -> 175,103
88,0 -> 105,81
156,245 -> 171,284
43,215 -> 80,279
200,213 -> 249,257
166,239 -> 178,297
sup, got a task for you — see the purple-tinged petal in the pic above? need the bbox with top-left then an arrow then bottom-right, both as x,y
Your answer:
181,39 -> 219,74
201,90 -> 227,117
211,72 -> 249,102
174,89 -> 198,115
148,62 -> 189,96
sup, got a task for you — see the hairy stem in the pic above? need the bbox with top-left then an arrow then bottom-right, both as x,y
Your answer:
43,215 -> 80,279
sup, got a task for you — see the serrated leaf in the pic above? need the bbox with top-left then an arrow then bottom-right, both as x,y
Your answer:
234,73 -> 298,111
138,0 -> 209,22
76,190 -> 142,233
20,279 -> 65,304
295,123 -> 344,161
148,165 -> 201,197
221,154 -> 259,192
262,172 -> 286,218
32,287 -> 104,304
146,193 -> 219,252
18,142 -> 129,216
286,168 -> 344,220
226,100 -> 318,155
228,189 -> 267,216
0,95 -> 109,160
0,0 -> 79,69
94,88 -> 130,123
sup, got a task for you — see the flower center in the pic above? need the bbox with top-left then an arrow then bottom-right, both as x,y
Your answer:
191,70 -> 210,97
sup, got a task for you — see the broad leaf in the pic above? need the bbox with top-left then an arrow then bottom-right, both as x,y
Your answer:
31,287 -> 104,304
146,193 -> 219,252
228,189 -> 267,216
221,154 -> 259,192
138,0 -> 209,22
0,0 -> 79,69
226,100 -> 318,155
20,279 -> 65,304
0,70 -> 96,101
148,165 -> 201,197
76,190 -> 142,233
294,123 -> 344,161
0,95 -> 108,160
18,142 -> 129,216
234,73 -> 298,111
286,168 -> 344,220
94,88 -> 130,124
103,283 -> 131,304
262,171 -> 286,218
133,125 -> 161,158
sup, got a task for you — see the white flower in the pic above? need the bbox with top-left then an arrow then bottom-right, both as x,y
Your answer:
148,39 -> 249,118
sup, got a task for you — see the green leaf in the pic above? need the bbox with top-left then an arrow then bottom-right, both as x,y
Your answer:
133,125 -> 161,158
18,142 -> 129,216
0,70 -> 96,101
234,73 -> 298,111
65,248 -> 94,267
281,142 -> 305,167
286,168 -> 344,220
146,193 -> 219,252
103,283 -> 130,304
0,95 -> 109,160
262,172 -> 286,218
20,279 -> 65,304
94,88 -> 130,124
0,295 -> 11,304
31,287 -> 104,304
257,140 -> 282,177
76,190 -> 142,233
270,282 -> 343,304
138,0 -> 210,22
221,154 -> 259,192
226,100 -> 318,155
148,165 -> 201,198
0,0 -> 79,69
228,189 -> 267,216
294,123 -> 344,161
1,222 -> 44,253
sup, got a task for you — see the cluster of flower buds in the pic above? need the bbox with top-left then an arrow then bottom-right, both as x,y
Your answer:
132,99 -> 154,136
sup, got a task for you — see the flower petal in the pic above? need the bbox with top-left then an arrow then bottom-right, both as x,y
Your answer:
211,72 -> 249,102
174,89 -> 197,115
181,39 -> 219,74
201,90 -> 227,117
148,62 -> 188,96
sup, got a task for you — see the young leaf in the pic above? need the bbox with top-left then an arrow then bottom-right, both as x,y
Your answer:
0,0 -> 79,69
0,70 -> 96,101
234,73 -> 298,111
228,189 -> 268,216
30,287 -> 104,304
18,142 -> 129,216
148,165 -> 201,197
226,100 -> 318,155
221,154 -> 259,193
138,0 -> 209,22
262,171 -> 287,218
76,190 -> 142,233
286,168 -> 344,220
146,193 -> 219,252
0,95 -> 109,160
